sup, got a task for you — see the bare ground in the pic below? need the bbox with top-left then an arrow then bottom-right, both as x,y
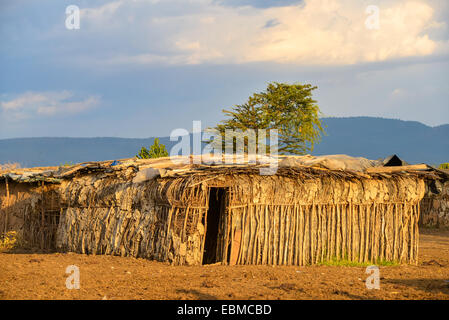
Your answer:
1,228 -> 448,300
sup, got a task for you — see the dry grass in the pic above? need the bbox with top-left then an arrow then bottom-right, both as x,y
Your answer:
0,231 -> 20,251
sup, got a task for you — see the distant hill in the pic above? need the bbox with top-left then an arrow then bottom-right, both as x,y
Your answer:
313,117 -> 449,165
0,117 -> 448,167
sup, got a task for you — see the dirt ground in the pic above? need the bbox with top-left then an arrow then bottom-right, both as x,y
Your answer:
1,228 -> 448,300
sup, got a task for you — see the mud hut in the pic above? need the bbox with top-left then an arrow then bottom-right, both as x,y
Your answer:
419,169 -> 449,228
363,156 -> 449,229
1,155 -> 437,265
0,168 -> 61,249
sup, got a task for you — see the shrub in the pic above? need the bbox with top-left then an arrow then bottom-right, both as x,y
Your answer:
59,161 -> 75,167
439,163 -> 449,170
0,231 -> 20,251
136,138 -> 169,159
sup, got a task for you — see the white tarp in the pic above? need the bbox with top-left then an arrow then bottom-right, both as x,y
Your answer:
279,154 -> 381,172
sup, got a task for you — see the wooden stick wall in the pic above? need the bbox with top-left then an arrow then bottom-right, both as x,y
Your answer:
0,181 -> 59,250
225,202 -> 420,266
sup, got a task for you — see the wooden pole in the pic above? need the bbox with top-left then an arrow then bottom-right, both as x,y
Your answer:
41,181 -> 45,249
262,206 -> 268,264
415,203 -> 420,265
4,177 -> 10,234
336,204 -> 341,260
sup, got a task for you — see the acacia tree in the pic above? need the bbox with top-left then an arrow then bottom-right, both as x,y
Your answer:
213,82 -> 325,155
136,138 -> 169,159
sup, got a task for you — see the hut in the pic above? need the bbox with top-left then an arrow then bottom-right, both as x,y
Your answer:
0,168 -> 61,249
0,155 -> 438,265
419,169 -> 449,228
382,154 -> 409,167
364,154 -> 449,229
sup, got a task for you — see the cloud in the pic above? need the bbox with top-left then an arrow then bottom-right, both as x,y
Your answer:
390,88 -> 407,98
213,0 -> 304,8
75,0 -> 448,66
391,88 -> 403,95
0,91 -> 100,120
81,0 -> 125,19
263,19 -> 280,28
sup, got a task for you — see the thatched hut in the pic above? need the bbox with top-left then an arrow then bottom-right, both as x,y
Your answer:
2,155 -> 443,265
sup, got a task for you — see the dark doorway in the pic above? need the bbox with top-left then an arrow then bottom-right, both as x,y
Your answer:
202,188 -> 226,264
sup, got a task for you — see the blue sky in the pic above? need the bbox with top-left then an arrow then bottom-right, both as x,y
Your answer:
0,0 -> 448,138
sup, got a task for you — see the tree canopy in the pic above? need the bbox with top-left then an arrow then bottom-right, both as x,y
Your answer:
213,82 -> 325,155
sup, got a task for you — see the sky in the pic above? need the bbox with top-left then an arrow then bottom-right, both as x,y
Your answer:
0,0 -> 448,139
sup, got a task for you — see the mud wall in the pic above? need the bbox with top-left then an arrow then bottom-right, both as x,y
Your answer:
55,168 -> 209,265
420,179 -> 449,228
0,180 -> 60,249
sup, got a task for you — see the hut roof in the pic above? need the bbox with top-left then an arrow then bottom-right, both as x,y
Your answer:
382,154 -> 409,166
0,166 -> 62,183
1,154 -> 448,184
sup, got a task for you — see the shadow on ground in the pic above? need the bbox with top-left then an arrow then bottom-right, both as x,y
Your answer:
384,278 -> 449,296
175,289 -> 219,300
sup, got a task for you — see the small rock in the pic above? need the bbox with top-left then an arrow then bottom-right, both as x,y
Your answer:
201,281 -> 214,288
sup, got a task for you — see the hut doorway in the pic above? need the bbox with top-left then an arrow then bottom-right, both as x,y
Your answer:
202,187 -> 226,264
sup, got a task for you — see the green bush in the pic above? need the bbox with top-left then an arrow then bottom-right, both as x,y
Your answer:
59,161 -> 75,167
439,163 -> 449,170
137,138 -> 169,159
